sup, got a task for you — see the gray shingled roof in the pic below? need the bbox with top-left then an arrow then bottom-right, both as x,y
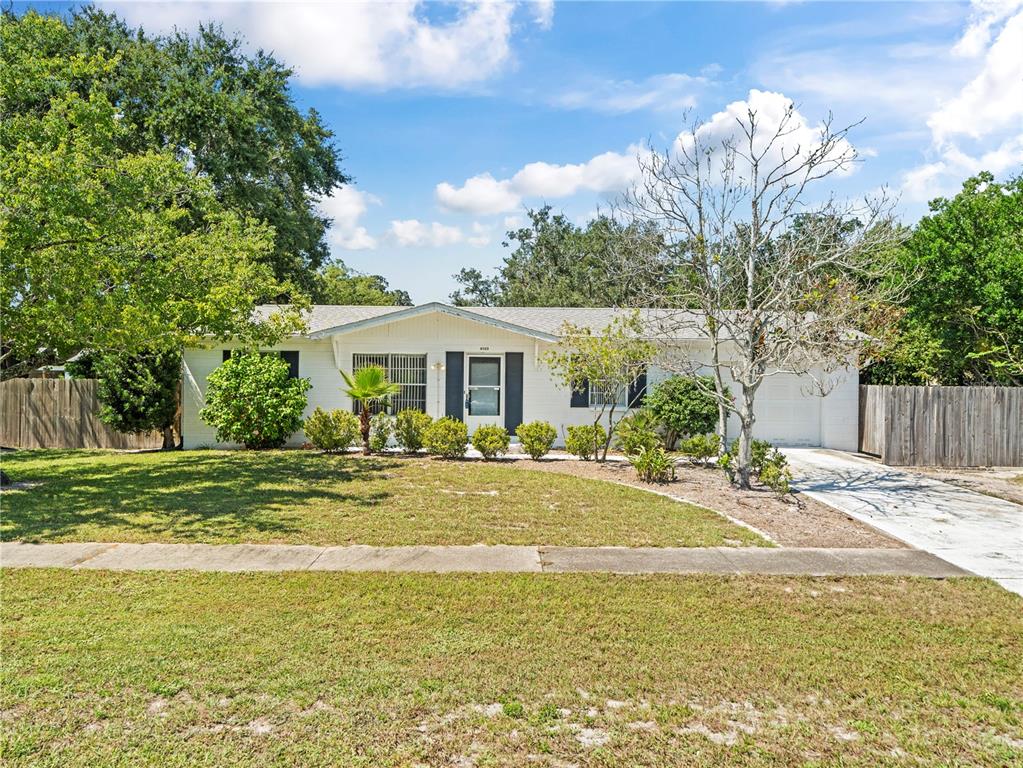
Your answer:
255,303 -> 707,339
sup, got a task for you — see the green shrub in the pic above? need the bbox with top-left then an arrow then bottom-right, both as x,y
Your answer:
677,433 -> 720,465
200,352 -> 310,449
614,410 -> 661,456
565,424 -> 606,461
721,439 -> 791,494
424,417 -> 468,458
759,457 -> 792,495
515,420 -> 556,460
472,424 -> 510,459
629,446 -> 676,483
644,376 -> 721,449
729,438 -> 774,475
303,408 -> 360,453
369,412 -> 393,452
393,409 -> 432,453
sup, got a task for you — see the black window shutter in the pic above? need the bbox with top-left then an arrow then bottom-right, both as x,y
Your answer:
445,352 -> 464,420
628,369 -> 647,408
504,353 -> 523,435
570,378 -> 590,408
278,351 -> 299,379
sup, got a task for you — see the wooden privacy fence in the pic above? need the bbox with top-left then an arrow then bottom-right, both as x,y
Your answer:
859,385 -> 1022,467
0,378 -> 164,450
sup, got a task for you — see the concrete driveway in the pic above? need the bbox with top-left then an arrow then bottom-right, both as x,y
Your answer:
785,449 -> 1023,596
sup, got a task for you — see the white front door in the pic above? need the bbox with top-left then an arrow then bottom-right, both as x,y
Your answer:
464,355 -> 503,433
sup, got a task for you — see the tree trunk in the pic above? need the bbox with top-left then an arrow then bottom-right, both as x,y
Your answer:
162,425 -> 176,450
360,406 -> 371,455
734,386 -> 757,489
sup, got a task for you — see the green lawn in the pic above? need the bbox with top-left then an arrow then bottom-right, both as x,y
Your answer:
2,569 -> 1020,767
0,450 -> 764,547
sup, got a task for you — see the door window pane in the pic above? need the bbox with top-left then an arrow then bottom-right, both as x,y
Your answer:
469,358 -> 500,386
469,387 -> 500,416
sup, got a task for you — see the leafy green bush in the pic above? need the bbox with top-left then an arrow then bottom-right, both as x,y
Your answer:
200,352 -> 310,449
515,420 -> 556,460
677,433 -> 720,465
565,424 -> 606,461
303,408 -> 360,453
644,376 -> 720,449
629,446 -> 676,483
614,410 -> 661,456
721,439 -> 792,494
369,412 -> 393,452
729,438 -> 774,475
394,409 -> 432,453
424,417 -> 468,458
91,348 -> 181,446
472,424 -> 510,460
759,456 -> 792,494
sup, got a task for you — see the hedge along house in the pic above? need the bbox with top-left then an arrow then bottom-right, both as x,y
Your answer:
181,303 -> 860,450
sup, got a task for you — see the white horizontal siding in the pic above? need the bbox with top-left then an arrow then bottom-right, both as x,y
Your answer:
182,312 -> 858,450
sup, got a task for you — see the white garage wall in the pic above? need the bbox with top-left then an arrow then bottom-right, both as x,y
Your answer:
182,312 -> 859,450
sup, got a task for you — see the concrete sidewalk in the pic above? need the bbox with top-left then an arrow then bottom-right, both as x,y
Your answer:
0,541 -> 967,577
785,449 -> 1023,596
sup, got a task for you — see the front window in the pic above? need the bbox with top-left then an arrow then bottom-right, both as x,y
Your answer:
589,379 -> 628,407
351,353 -> 427,413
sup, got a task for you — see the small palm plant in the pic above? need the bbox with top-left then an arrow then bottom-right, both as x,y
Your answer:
341,365 -> 401,454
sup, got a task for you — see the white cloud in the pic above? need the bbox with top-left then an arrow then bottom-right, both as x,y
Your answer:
435,173 -> 520,215
436,144 -> 646,214
952,0 -> 1023,56
318,187 -> 379,250
928,10 -> 1023,143
467,222 -> 492,247
389,219 -> 464,247
106,1 -> 549,89
903,2 -> 1023,200
532,0 -> 555,30
552,73 -> 708,114
674,90 -> 859,181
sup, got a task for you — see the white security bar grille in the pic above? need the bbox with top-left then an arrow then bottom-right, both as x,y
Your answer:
352,353 -> 427,413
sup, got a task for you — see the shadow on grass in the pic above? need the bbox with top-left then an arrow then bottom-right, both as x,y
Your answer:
1,450 -> 396,542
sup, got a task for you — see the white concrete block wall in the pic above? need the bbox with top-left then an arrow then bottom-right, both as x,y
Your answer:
182,312 -> 861,450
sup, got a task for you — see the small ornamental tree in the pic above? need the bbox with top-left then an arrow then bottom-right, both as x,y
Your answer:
93,348 -> 182,449
340,365 -> 400,455
644,376 -> 721,450
542,312 -> 655,461
200,352 -> 310,449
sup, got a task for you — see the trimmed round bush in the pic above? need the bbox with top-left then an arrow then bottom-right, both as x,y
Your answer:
369,412 -> 394,452
565,423 -> 606,461
515,420 -> 556,460
200,352 -> 310,449
394,409 -> 433,453
424,417 -> 468,458
472,424 -> 510,460
304,408 -> 360,453
644,376 -> 719,449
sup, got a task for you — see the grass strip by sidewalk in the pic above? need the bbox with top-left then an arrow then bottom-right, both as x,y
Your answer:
2,569 -> 1021,767
0,450 -> 766,547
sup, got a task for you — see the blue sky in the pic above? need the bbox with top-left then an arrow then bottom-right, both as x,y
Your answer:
25,1 -> 1023,301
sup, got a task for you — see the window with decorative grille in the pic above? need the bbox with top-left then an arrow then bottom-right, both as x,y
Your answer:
351,353 -> 427,414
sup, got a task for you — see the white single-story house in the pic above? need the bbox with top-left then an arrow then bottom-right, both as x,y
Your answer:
181,302 -> 859,450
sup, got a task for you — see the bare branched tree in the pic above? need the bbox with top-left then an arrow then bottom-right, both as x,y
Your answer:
615,100 -> 909,488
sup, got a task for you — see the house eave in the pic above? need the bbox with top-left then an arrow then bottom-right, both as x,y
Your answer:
307,302 -> 561,343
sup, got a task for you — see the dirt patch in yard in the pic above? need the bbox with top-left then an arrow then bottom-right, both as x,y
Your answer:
903,466 -> 1023,506
511,458 -> 905,549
